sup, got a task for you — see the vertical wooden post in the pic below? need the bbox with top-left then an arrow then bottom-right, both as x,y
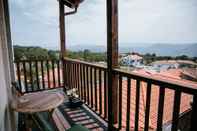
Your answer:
59,0 -> 66,58
107,0 -> 119,130
59,0 -> 66,90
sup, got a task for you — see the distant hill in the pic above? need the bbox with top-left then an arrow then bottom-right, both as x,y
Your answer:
146,44 -> 197,57
68,43 -> 197,57
68,45 -> 106,52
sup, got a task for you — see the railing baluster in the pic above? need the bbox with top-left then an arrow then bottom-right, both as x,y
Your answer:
76,64 -> 79,94
104,70 -> 107,119
75,63 -> 78,95
29,61 -> 33,92
77,64 -> 81,98
52,60 -> 56,88
83,65 -> 87,102
73,63 -> 75,89
72,64 -> 75,89
144,82 -> 152,131
171,90 -> 181,131
134,80 -> 140,131
94,68 -> 98,111
75,64 -> 79,96
70,63 -> 73,89
16,62 -> 22,91
86,66 -> 90,105
118,75 -> 122,129
68,62 -> 71,89
46,60 -> 50,89
72,63 -> 74,89
35,61 -> 40,90
126,78 -> 131,131
62,60 -> 66,89
190,94 -> 197,131
66,61 -> 69,87
41,61 -> 45,90
80,64 -> 83,100
65,61 -> 70,89
73,63 -> 75,90
156,87 -> 165,131
23,62 -> 28,93
69,63 -> 72,89
99,69 -> 102,115
89,66 -> 93,108
74,63 -> 76,90
57,60 -> 61,87
64,61 -> 68,87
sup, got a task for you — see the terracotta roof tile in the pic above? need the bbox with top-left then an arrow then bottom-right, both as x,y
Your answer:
119,80 -> 193,130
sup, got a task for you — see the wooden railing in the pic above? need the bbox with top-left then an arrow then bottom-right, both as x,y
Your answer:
14,58 -> 197,131
64,58 -> 197,131
14,59 -> 64,93
64,58 -> 108,120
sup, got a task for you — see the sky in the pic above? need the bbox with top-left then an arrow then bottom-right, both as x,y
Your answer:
9,0 -> 197,49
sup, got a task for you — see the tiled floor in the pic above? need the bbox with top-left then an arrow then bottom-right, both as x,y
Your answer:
58,101 -> 107,131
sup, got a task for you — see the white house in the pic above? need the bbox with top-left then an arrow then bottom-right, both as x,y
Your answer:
151,60 -> 197,71
151,60 -> 179,70
120,54 -> 143,67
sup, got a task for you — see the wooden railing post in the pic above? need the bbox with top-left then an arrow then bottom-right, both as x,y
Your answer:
107,0 -> 119,129
59,0 -> 66,57
59,0 -> 67,90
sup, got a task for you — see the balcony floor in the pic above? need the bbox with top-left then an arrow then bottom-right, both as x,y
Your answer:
58,100 -> 107,131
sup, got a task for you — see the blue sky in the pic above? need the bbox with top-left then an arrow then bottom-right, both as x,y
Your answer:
9,0 -> 197,49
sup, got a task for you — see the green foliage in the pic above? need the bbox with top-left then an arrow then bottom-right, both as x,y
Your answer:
175,55 -> 189,60
66,49 -> 106,62
142,53 -> 196,65
14,45 -> 59,60
14,46 -> 106,62
48,50 -> 59,60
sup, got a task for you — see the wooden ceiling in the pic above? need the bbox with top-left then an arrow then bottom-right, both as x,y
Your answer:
61,0 -> 84,8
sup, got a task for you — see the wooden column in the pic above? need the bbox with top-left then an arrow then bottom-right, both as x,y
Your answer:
59,0 -> 66,90
107,0 -> 119,130
59,0 -> 66,58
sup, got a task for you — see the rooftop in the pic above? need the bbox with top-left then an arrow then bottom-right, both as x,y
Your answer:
152,60 -> 197,66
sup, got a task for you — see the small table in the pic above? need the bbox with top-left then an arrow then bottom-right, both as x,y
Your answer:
11,91 -> 65,130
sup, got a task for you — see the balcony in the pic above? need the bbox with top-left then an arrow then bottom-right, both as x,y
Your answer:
1,0 -> 197,130
14,58 -> 197,131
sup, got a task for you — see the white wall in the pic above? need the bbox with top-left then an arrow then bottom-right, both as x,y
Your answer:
0,44 -> 9,130
0,0 -> 15,130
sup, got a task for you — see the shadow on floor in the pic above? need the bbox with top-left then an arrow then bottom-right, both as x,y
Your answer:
58,101 -> 107,131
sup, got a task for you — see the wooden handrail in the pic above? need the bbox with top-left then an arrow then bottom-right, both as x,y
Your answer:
64,57 -> 107,70
113,68 -> 197,95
